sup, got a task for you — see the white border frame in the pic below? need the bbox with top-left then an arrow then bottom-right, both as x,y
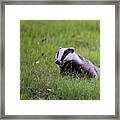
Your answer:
0,0 -> 119,119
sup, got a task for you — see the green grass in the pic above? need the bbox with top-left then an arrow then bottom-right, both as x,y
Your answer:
20,20 -> 100,100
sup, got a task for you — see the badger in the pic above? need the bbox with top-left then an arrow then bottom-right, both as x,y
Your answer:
55,47 -> 100,77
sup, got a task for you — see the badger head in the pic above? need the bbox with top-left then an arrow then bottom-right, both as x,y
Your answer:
55,47 -> 100,77
55,47 -> 75,67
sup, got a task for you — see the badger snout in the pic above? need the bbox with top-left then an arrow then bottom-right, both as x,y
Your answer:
55,60 -> 61,65
55,60 -> 64,67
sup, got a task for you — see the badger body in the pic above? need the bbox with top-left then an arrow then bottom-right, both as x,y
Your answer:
55,47 -> 100,77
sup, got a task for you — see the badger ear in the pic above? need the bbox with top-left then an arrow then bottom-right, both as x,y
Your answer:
68,48 -> 75,53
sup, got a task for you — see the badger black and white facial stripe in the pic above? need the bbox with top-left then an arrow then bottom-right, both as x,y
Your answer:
55,47 -> 100,77
55,48 -> 74,66
60,48 -> 75,62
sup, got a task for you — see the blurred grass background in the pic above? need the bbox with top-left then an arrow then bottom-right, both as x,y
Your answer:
20,20 -> 100,100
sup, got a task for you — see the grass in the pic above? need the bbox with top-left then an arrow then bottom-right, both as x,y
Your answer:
20,20 -> 100,100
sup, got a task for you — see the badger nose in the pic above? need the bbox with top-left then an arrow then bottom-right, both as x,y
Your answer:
55,60 -> 60,65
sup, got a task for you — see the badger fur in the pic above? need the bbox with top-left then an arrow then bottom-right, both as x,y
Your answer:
55,47 -> 100,77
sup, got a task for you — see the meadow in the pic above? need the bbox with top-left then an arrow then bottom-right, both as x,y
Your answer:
20,20 -> 100,100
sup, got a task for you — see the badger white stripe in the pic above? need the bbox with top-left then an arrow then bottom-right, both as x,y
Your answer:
56,48 -> 68,61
